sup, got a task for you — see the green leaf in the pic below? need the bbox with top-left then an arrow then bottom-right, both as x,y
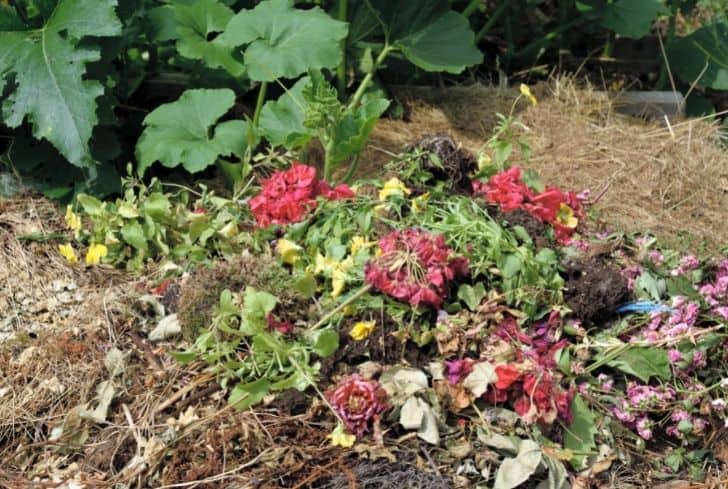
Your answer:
667,22 -> 728,90
173,0 -> 245,76
218,0 -> 348,81
329,95 -> 390,164
368,0 -> 482,73
142,193 -> 171,220
564,394 -> 597,470
309,328 -> 339,358
576,0 -> 666,38
258,77 -> 312,147
457,283 -> 486,311
0,0 -> 122,166
228,378 -> 270,410
605,346 -> 670,382
241,286 -> 277,334
135,88 -> 247,175
121,221 -> 148,252
501,254 -> 522,279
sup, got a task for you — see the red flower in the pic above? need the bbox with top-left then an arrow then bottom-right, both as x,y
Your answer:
266,313 -> 294,335
364,229 -> 469,308
326,375 -> 388,435
495,364 -> 522,390
475,166 -> 533,212
523,188 -> 566,222
249,162 -> 354,228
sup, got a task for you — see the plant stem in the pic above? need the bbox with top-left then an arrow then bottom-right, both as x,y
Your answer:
475,0 -> 509,43
323,139 -> 336,182
461,0 -> 482,19
341,153 -> 360,183
336,0 -> 348,100
311,285 -> 372,330
347,45 -> 392,112
252,81 -> 268,128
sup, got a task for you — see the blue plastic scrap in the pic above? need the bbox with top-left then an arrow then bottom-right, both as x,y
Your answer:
616,301 -> 672,314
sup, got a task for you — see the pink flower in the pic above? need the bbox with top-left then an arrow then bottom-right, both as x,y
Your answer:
364,229 -> 468,308
445,358 -> 475,384
326,375 -> 388,436
636,416 -> 653,440
668,349 -> 683,362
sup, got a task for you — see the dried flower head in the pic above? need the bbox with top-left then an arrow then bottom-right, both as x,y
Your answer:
326,375 -> 388,435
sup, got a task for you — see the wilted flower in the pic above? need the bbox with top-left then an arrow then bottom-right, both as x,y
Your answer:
349,320 -> 376,341
519,83 -> 538,105
444,358 -> 474,384
65,205 -> 82,233
364,228 -> 469,308
327,423 -> 356,447
326,375 -> 388,435
266,313 -> 294,334
85,243 -> 108,265
58,243 -> 78,264
379,177 -> 411,201
249,162 -> 353,228
276,239 -> 302,265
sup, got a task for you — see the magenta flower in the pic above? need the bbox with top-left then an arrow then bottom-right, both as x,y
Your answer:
635,416 -> 654,440
326,375 -> 388,436
445,358 -> 474,384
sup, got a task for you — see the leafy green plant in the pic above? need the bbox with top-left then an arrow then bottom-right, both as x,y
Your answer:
174,287 -> 339,410
72,172 -> 250,270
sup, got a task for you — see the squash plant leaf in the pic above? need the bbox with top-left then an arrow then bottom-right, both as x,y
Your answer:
258,76 -> 312,148
0,0 -> 122,167
135,88 -> 248,175
218,0 -> 348,81
172,0 -> 245,76
576,0 -> 666,39
367,0 -> 483,73
667,22 -> 728,90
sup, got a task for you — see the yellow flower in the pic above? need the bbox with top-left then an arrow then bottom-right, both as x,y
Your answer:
85,243 -> 108,265
556,203 -> 578,228
331,258 -> 353,298
349,320 -> 376,340
350,236 -> 374,256
217,221 -> 238,239
519,83 -> 538,106
276,239 -> 302,265
58,243 -> 78,264
378,177 -> 411,201
65,205 -> 82,233
314,253 -> 338,275
328,423 -> 356,448
411,192 -> 430,214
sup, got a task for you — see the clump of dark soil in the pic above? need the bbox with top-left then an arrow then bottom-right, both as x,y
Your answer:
407,134 -> 478,194
489,207 -> 549,243
318,315 -> 434,385
315,460 -> 453,489
176,252 -> 304,338
563,257 -> 631,324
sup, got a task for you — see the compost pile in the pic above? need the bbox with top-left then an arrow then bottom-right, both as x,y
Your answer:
1,134 -> 727,489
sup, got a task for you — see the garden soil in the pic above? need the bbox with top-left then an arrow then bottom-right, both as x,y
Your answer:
1,77 -> 728,488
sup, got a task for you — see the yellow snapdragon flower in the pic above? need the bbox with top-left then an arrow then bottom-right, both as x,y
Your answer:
276,239 -> 302,265
328,423 -> 356,447
85,243 -> 108,265
58,243 -> 78,264
350,236 -> 374,256
556,203 -> 578,228
65,205 -> 82,233
349,320 -> 376,340
519,84 -> 538,106
379,177 -> 411,201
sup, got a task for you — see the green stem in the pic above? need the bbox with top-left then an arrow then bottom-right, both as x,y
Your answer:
341,153 -> 360,183
311,285 -> 372,330
461,0 -> 482,19
336,0 -> 348,100
656,10 -> 677,90
583,343 -> 631,375
347,45 -> 392,112
252,81 -> 268,128
323,139 -> 336,182
475,0 -> 509,43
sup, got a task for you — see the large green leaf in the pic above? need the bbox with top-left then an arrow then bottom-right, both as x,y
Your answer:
218,0 -> 348,81
367,0 -> 482,73
0,0 -> 122,167
667,22 -> 728,90
258,77 -> 311,147
173,0 -> 245,76
576,0 -> 666,38
135,88 -> 247,175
